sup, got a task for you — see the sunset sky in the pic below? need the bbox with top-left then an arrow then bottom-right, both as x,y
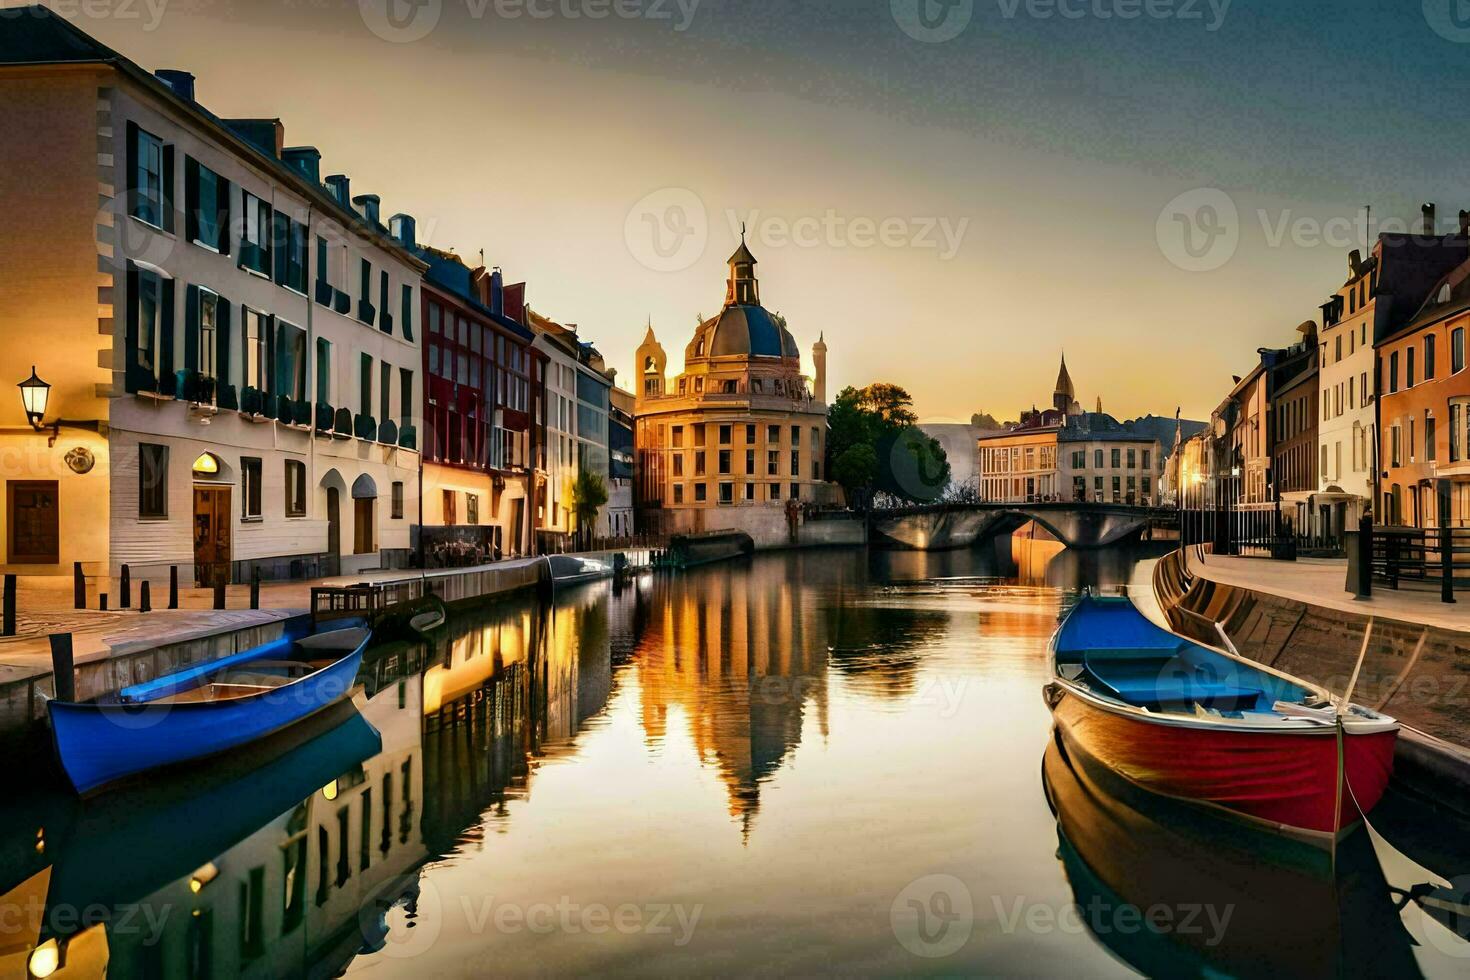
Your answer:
32,0 -> 1470,422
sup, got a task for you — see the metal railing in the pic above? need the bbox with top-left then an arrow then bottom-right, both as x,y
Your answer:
1371,525 -> 1470,598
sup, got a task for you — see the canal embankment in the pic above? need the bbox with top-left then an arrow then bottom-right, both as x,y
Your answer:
1146,548 -> 1470,816
0,558 -> 549,742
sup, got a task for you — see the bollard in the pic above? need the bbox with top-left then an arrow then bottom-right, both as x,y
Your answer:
1357,513 -> 1374,599
50,634 -> 76,703
169,565 -> 179,610
140,580 -> 152,614
2,574 -> 15,638
250,567 -> 260,611
120,564 -> 131,609
214,578 -> 226,611
73,562 -> 85,610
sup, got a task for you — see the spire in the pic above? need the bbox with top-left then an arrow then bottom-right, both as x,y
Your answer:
642,318 -> 656,345
1055,352 -> 1075,400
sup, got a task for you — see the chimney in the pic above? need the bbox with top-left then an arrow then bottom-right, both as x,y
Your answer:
324,175 -> 351,209
490,268 -> 505,317
1347,249 -> 1362,275
1459,210 -> 1469,238
154,69 -> 195,101
224,119 -> 284,158
1422,202 -> 1437,236
352,194 -> 381,227
389,213 -> 417,250
282,147 -> 322,185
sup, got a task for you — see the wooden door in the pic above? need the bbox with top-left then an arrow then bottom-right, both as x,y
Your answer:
7,481 -> 59,564
326,488 -> 341,557
193,486 -> 232,586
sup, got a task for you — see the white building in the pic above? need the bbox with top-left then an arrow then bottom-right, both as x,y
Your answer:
1317,251 -> 1379,531
0,10 -> 422,587
529,311 -> 581,545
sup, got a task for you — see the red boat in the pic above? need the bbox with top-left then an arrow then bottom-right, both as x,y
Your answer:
1045,596 -> 1399,846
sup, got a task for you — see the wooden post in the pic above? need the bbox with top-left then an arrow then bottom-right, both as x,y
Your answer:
2,575 -> 15,638
50,634 -> 75,703
120,564 -> 131,609
169,565 -> 179,610
73,562 -> 85,610
250,567 -> 260,611
140,580 -> 152,614
1357,513 -> 1374,599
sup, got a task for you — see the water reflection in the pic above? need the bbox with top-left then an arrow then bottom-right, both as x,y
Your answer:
0,539 -> 1463,977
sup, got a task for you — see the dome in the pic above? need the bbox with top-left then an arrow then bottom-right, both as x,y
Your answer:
690,305 -> 799,360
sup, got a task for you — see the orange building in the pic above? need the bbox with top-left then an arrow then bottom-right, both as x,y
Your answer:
1377,263 -> 1470,527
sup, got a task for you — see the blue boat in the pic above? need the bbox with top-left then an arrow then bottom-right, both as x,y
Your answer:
47,618 -> 371,796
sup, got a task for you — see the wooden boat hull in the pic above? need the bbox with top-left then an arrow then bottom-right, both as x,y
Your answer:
1050,687 -> 1398,842
48,641 -> 365,797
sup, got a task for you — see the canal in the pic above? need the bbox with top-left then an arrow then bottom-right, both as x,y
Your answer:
3,541 -> 1468,977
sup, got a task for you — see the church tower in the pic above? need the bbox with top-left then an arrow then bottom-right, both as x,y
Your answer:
1053,353 -> 1080,415
636,322 -> 667,402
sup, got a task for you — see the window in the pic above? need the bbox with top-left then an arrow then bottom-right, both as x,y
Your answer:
360,354 -> 374,418
768,425 -> 781,444
791,451 -> 800,476
285,460 -> 306,517
747,449 -> 756,475
673,454 -> 684,477
1142,449 -> 1152,470
127,265 -> 170,391
1426,334 -> 1437,380
1454,328 -> 1466,374
275,321 -> 307,401
672,426 -> 684,449
1390,351 -> 1400,393
380,361 -> 391,427
316,338 -> 332,406
1111,449 -> 1121,468
241,192 -> 271,275
380,271 -> 391,334
129,124 -> 170,230
1071,451 -> 1084,469
391,482 -> 405,519
673,484 -> 684,505
401,285 -> 415,341
467,494 -> 480,525
746,424 -> 757,444
243,309 -> 268,391
694,483 -> 708,503
242,457 -> 263,519
1094,449 -> 1103,469
273,214 -> 308,293
1452,404 -> 1463,462
1407,347 -> 1417,387
185,157 -> 230,252
695,451 -> 706,476
719,482 -> 734,505
193,289 -> 219,380
719,450 -> 732,475
768,450 -> 780,476
1127,448 -> 1136,469
399,368 -> 414,429
770,483 -> 781,501
792,426 -> 801,447
138,443 -> 168,519
443,490 -> 458,526
1391,425 -> 1402,467
1427,415 -> 1438,462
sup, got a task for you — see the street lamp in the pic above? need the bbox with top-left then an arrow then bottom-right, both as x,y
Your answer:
18,367 -> 49,429
16,367 -> 101,448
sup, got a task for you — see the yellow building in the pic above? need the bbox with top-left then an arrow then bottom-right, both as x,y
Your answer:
634,239 -> 834,546
977,427 -> 1061,503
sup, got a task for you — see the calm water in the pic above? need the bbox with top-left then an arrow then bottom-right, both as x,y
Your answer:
4,540 -> 1469,978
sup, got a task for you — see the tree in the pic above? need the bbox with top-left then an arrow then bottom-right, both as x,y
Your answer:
971,411 -> 1001,430
827,384 -> 951,506
570,469 -> 609,548
832,444 -> 880,508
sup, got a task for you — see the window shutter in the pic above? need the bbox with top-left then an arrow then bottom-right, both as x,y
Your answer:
184,284 -> 199,372
125,122 -> 140,220
162,145 -> 176,234
218,179 -> 232,256
184,157 -> 199,243
124,264 -> 141,392
273,213 -> 288,284
264,316 -> 277,397
216,296 -> 232,384
159,277 -> 176,382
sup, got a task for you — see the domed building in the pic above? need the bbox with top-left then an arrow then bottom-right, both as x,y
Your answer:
634,238 -> 834,544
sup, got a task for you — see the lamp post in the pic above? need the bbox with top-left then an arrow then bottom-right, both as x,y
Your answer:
16,367 -> 102,448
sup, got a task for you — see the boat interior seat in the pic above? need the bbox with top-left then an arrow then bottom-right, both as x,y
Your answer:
1083,652 -> 1265,712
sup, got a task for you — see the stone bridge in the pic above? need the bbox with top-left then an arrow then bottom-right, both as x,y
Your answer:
869,502 -> 1174,552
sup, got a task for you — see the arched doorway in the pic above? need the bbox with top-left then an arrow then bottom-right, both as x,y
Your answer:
352,474 -> 378,557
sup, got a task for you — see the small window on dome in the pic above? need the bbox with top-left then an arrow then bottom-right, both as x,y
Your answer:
1439,283 -> 1452,304
696,339 -> 705,357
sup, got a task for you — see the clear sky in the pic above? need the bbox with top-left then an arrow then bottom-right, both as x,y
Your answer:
34,0 -> 1470,422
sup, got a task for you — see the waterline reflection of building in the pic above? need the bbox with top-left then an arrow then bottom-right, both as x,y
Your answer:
631,563 -> 830,838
